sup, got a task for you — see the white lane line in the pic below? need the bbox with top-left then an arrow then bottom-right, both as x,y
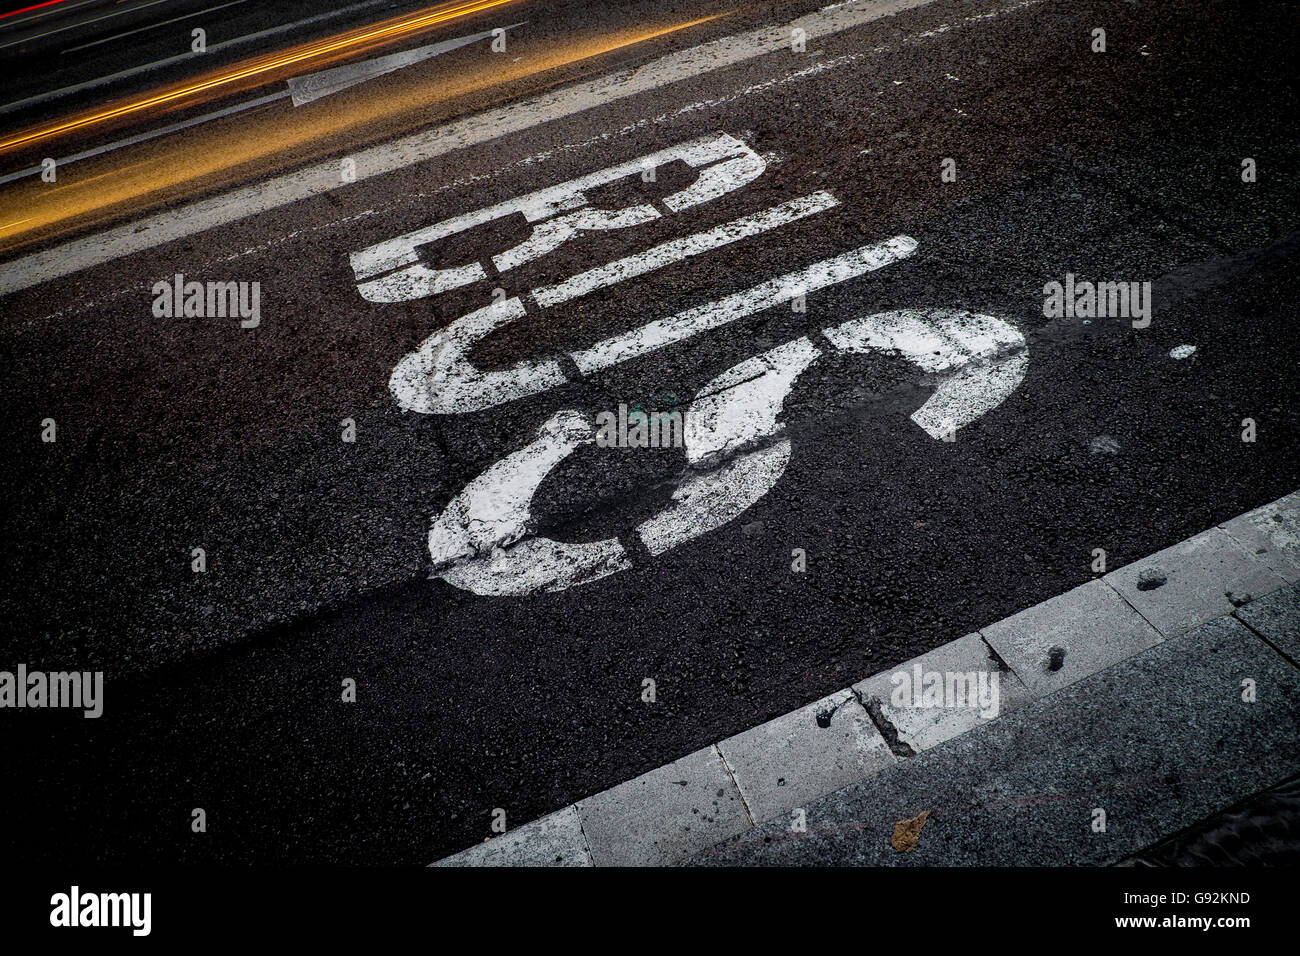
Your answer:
0,0 -> 390,116
59,0 -> 248,55
0,0 -> 177,52
532,192 -> 839,309
22,18 -> 500,177
0,0 -> 941,297
0,90 -> 290,186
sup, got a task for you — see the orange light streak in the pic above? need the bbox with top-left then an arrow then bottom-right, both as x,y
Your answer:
0,0 -> 520,154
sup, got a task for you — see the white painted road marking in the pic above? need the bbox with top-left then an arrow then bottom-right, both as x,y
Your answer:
379,131 -> 853,416
0,0 -> 176,53
24,0 -> 1050,320
530,192 -> 839,310
59,0 -> 247,55
429,411 -> 634,596
570,236 -> 918,375
0,0 -> 1036,599
391,295 -> 569,416
0,0 -> 103,32
376,125 -> 1029,598
287,24 -> 522,107
636,442 -> 793,558
353,132 -> 769,300
425,303 -> 1028,596
684,337 -> 821,469
824,309 -> 1029,437
0,91 -> 293,187
388,235 -> 912,415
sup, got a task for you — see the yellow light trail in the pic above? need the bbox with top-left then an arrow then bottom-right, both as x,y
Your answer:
0,14 -> 724,249
0,0 -> 521,154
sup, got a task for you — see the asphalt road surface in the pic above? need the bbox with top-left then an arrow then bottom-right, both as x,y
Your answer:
1,0 -> 1297,864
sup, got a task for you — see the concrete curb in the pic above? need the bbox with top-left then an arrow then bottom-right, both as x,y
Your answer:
435,488 -> 1300,866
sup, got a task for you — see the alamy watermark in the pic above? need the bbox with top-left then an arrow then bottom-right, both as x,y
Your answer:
595,403 -> 684,448
1,665 -> 103,718
890,664 -> 1000,719
1043,273 -> 1151,328
50,886 -> 150,936
152,273 -> 261,328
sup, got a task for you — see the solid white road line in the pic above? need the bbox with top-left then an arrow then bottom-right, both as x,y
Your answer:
0,0 -> 940,297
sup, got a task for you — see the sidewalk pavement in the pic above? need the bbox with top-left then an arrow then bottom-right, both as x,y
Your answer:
436,489 -> 1300,866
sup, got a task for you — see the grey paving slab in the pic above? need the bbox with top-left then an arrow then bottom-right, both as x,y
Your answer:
688,616 -> 1300,866
854,632 -> 1034,753
1106,527 -> 1286,638
434,805 -> 591,867
979,579 -> 1163,698
1234,581 -> 1300,663
577,745 -> 750,866
718,688 -> 895,825
1220,491 -> 1300,584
